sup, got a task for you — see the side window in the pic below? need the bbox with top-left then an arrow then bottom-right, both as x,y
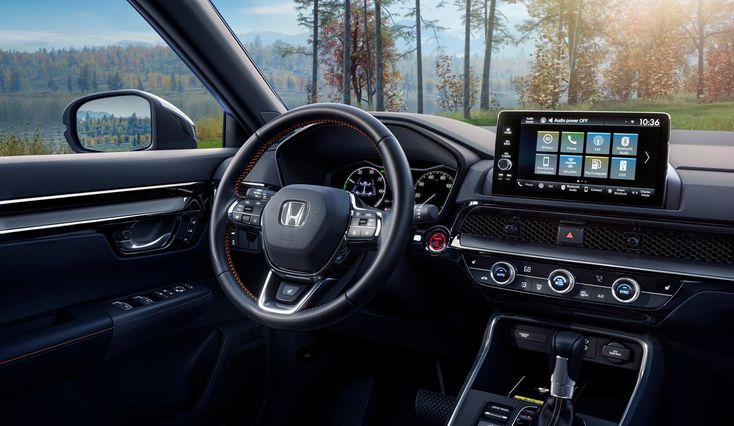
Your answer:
0,1 -> 223,156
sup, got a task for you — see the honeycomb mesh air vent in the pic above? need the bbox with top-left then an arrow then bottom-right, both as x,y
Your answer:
460,210 -> 734,264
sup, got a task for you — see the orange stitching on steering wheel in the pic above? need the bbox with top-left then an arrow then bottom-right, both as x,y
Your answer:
224,119 -> 383,301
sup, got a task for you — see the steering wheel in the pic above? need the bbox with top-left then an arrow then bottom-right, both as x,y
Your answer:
210,103 -> 413,330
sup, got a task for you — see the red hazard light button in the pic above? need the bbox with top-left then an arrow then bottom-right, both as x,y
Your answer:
557,225 -> 584,246
426,227 -> 450,253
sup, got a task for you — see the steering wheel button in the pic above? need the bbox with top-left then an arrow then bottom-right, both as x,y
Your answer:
232,212 -> 242,222
241,215 -> 251,224
360,228 -> 375,238
276,282 -> 306,303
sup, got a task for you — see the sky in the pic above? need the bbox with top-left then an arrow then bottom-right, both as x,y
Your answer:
77,95 -> 151,119
0,0 -> 528,55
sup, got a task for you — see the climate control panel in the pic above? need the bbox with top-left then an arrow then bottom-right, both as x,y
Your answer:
465,255 -> 682,309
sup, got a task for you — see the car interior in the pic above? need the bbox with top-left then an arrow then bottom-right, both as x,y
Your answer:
1,1 -> 733,425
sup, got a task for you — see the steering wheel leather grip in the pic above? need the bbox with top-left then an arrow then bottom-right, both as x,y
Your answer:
209,103 -> 413,330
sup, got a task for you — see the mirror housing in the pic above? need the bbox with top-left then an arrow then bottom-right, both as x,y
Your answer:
63,90 -> 197,153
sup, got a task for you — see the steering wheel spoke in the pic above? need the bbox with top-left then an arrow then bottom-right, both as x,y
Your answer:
344,198 -> 383,247
227,197 -> 266,229
258,270 -> 336,315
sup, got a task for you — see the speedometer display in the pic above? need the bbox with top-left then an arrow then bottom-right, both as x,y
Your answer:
414,170 -> 454,208
343,166 -> 387,207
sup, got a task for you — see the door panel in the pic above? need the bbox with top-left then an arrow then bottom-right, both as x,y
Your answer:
0,148 -> 269,425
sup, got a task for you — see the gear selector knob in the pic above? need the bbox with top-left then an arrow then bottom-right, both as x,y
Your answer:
549,331 -> 585,399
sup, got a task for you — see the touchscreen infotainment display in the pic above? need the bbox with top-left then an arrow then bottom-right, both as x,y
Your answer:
492,111 -> 670,207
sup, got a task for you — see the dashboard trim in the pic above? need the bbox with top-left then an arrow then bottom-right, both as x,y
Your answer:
451,235 -> 731,282
0,181 -> 202,206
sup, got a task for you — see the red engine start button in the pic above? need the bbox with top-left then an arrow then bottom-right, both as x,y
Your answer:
426,228 -> 449,253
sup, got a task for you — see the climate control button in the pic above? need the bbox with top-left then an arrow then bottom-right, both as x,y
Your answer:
490,262 -> 516,285
611,278 -> 640,303
547,269 -> 575,294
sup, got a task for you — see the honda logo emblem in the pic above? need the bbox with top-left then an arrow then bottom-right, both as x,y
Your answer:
280,201 -> 309,227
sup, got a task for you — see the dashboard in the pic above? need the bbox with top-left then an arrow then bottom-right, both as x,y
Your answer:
329,161 -> 456,211
235,110 -> 734,424
242,111 -> 734,328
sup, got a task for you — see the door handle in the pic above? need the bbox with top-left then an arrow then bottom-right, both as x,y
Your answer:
118,232 -> 172,253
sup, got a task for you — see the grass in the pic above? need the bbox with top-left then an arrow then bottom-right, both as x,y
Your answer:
197,138 -> 222,149
441,96 -> 734,131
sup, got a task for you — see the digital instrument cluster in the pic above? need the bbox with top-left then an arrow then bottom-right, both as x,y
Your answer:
331,162 -> 456,211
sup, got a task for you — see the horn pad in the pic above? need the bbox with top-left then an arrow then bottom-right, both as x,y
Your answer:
260,184 -> 351,274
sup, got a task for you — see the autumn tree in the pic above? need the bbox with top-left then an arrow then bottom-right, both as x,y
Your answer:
435,52 -> 478,112
479,0 -> 509,110
320,0 -> 404,109
605,0 -> 688,100
402,0 -> 445,113
514,0 -> 607,106
680,0 -> 734,99
706,15 -> 734,99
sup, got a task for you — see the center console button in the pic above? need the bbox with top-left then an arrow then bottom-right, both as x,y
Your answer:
497,158 -> 513,171
547,269 -> 575,294
611,278 -> 640,303
490,262 -> 516,285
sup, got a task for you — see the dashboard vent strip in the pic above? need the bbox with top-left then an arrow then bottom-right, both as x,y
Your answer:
460,210 -> 734,264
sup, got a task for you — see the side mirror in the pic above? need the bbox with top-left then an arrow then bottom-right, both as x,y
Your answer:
63,90 -> 197,153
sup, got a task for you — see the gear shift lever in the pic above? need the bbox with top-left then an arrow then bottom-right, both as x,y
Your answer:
531,331 -> 585,426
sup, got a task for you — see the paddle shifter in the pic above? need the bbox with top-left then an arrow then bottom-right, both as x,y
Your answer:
531,331 -> 585,426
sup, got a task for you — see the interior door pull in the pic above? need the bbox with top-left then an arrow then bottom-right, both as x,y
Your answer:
118,232 -> 172,253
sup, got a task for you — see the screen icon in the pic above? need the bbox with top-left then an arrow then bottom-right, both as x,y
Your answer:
612,133 -> 638,156
610,157 -> 637,180
585,132 -> 611,154
536,131 -> 559,152
559,155 -> 582,177
534,154 -> 558,175
560,132 -> 584,153
584,156 -> 609,178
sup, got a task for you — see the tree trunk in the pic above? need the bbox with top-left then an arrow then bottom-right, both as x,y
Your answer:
416,0 -> 424,113
363,0 -> 373,108
480,0 -> 497,110
696,0 -> 705,100
311,0 -> 319,102
343,0 -> 351,104
463,0 -> 472,119
553,0 -> 564,107
567,0 -> 581,104
375,0 -> 384,111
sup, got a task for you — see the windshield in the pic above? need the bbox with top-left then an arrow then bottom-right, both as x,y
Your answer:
213,0 -> 734,131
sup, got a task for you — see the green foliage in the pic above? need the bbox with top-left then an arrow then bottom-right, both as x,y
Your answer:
0,45 -> 204,94
77,113 -> 152,151
195,114 -> 223,142
443,97 -> 734,131
0,128 -> 71,156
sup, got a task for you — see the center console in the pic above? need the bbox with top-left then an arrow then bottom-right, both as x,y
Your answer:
448,315 -> 661,426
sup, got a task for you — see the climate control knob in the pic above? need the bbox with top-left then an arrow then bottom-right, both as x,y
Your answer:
497,158 -> 513,171
490,262 -> 516,285
611,278 -> 640,303
548,269 -> 575,294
